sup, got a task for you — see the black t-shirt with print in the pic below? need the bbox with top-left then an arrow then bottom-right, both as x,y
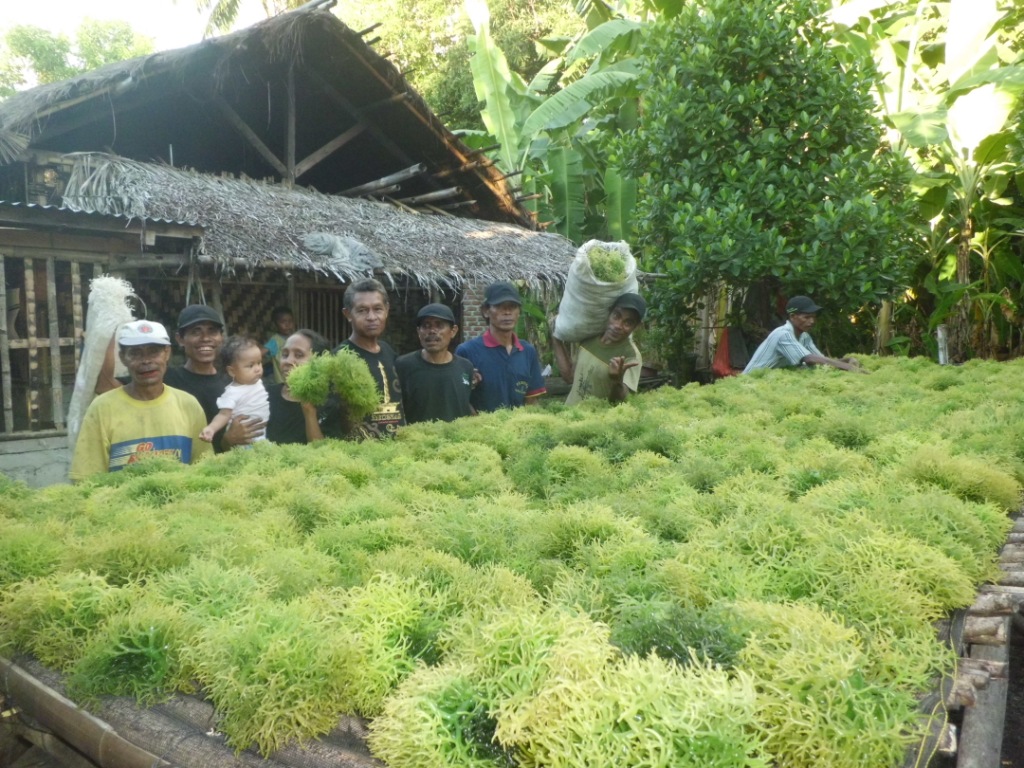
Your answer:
334,339 -> 405,439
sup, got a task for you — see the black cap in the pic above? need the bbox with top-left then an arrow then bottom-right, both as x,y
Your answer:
786,296 -> 822,315
612,292 -> 646,322
483,281 -> 522,306
177,304 -> 224,331
416,303 -> 456,325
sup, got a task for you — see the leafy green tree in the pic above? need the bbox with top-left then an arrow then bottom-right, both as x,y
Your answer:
466,0 -> 645,241
832,0 -> 1024,360
339,0 -> 585,129
619,0 -> 916,362
76,19 -> 155,70
194,0 -> 301,37
0,20 -> 153,97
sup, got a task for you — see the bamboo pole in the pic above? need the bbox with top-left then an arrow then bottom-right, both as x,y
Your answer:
395,187 -> 461,205
339,163 -> 426,196
0,657 -> 173,768
71,261 -> 82,373
24,258 -> 40,429
46,256 -> 64,429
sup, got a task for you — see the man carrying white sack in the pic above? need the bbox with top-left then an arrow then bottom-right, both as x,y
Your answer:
551,240 -> 644,405
553,293 -> 645,405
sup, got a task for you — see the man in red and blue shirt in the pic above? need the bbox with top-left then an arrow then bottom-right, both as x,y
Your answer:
456,281 -> 546,412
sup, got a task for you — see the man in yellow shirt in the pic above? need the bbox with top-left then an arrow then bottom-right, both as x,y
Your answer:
70,320 -> 212,481
552,293 -> 645,406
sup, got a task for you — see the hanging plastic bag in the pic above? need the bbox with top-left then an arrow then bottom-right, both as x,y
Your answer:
66,276 -> 136,451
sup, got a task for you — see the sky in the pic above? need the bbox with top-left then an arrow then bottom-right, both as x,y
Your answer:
1,0 -> 268,53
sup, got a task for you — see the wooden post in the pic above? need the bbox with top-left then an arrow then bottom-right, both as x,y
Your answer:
957,617 -> 1010,768
46,256 -> 64,429
24,257 -> 40,429
213,97 -> 288,178
0,254 -> 12,433
286,64 -> 297,186
294,123 -> 367,179
71,262 -> 83,372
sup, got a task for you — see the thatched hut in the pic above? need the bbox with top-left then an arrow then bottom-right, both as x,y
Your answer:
0,3 -> 574,485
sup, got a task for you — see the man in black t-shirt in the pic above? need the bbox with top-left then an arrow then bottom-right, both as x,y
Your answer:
396,303 -> 474,424
334,278 -> 405,439
163,305 -> 229,424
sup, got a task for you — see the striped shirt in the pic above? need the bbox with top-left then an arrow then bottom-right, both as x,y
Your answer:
742,320 -> 822,373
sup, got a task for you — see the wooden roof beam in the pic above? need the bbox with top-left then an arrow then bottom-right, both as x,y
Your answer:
305,68 -> 435,189
286,64 -> 297,185
295,122 -> 368,179
213,97 -> 288,178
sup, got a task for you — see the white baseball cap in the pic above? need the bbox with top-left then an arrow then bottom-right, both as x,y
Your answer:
117,320 -> 171,346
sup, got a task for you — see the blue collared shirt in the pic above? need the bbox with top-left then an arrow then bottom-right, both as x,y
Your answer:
456,329 -> 547,411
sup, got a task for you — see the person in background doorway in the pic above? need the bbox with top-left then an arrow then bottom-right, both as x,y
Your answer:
334,278 -> 405,439
395,303 -> 475,424
455,281 -> 546,412
70,320 -> 210,480
262,306 -> 296,384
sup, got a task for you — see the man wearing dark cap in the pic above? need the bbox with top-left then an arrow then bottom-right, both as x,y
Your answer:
552,292 -> 646,405
395,303 -> 475,424
742,296 -> 865,373
455,281 -> 546,411
163,305 -> 238,441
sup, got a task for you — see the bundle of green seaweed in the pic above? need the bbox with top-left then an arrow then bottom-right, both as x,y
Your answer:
286,348 -> 380,419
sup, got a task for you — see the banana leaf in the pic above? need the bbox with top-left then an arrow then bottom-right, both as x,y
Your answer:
565,19 -> 642,66
467,0 -> 523,174
520,70 -> 635,139
604,166 -> 636,242
548,145 -> 585,242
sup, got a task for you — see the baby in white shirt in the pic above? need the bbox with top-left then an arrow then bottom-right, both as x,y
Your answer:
199,336 -> 269,443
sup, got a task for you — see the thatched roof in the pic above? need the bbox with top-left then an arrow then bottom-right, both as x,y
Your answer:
0,3 -> 533,227
62,153 -> 573,289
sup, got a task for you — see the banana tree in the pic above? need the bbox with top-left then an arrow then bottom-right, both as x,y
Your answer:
832,0 -> 1024,359
465,0 -> 642,243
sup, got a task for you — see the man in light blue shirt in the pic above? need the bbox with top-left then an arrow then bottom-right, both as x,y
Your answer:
742,296 -> 866,373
